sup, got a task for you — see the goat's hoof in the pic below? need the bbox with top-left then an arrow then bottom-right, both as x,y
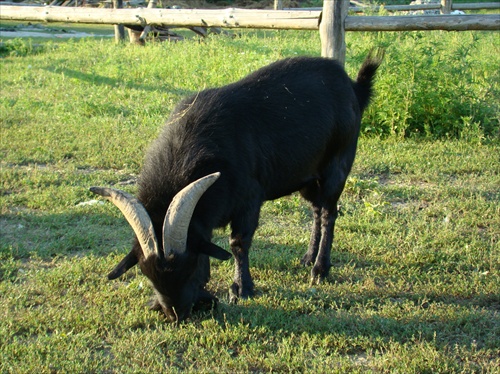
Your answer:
149,298 -> 163,311
301,259 -> 313,267
229,282 -> 254,304
193,294 -> 218,312
309,275 -> 322,286
300,253 -> 315,266
229,284 -> 240,304
310,265 -> 330,285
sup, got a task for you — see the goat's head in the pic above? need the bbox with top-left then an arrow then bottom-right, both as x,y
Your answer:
90,173 -> 232,323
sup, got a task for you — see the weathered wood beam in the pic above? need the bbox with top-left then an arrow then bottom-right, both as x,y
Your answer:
320,0 -> 348,62
0,6 -> 319,29
0,6 -> 498,31
113,0 -> 125,43
290,2 -> 500,12
455,2 -> 500,10
441,0 -> 452,15
346,14 -> 500,31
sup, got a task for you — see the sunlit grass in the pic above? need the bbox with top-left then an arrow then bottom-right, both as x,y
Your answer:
1,30 -> 499,372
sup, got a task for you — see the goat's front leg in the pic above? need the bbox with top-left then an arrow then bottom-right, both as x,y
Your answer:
229,204 -> 260,303
229,234 -> 254,303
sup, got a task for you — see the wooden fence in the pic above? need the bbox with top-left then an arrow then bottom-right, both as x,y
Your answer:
0,0 -> 499,62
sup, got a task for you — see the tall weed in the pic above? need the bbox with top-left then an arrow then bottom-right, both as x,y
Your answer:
356,31 -> 500,139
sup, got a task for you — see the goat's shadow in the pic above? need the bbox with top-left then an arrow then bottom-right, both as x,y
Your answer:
202,239 -> 497,350
0,211 -> 136,261
42,66 -> 194,97
208,278 -> 496,351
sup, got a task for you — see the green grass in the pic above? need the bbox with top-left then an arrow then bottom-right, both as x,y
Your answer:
1,30 -> 499,372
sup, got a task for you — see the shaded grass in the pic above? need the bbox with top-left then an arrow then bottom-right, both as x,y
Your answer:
1,31 -> 499,372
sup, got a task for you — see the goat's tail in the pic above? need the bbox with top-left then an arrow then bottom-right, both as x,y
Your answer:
353,48 -> 385,113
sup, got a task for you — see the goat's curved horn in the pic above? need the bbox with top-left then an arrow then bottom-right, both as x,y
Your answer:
90,187 -> 160,260
163,172 -> 221,255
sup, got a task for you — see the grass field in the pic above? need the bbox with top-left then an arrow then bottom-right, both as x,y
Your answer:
1,28 -> 499,372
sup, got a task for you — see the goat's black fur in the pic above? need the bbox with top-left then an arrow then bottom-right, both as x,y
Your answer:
108,50 -> 383,322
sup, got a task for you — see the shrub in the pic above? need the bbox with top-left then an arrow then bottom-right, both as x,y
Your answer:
359,31 -> 500,139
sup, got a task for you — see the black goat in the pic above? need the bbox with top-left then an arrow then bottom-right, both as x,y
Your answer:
91,50 -> 384,323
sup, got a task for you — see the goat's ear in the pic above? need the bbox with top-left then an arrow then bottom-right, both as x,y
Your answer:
199,242 -> 232,261
108,251 -> 139,280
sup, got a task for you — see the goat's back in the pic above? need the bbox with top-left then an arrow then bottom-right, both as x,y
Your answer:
140,57 -> 365,226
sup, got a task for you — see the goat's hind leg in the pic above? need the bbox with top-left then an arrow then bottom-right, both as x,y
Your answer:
301,203 -> 321,266
310,157 -> 354,284
300,181 -> 322,266
301,162 -> 352,284
310,204 -> 338,285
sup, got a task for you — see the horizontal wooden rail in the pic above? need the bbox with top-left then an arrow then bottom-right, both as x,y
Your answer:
0,6 -> 319,29
0,6 -> 499,31
347,14 -> 499,31
295,2 -> 500,12
455,2 -> 500,10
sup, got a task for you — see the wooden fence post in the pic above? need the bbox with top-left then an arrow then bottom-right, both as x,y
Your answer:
274,0 -> 283,11
320,0 -> 348,65
441,0 -> 452,15
127,0 -> 156,44
113,0 -> 125,43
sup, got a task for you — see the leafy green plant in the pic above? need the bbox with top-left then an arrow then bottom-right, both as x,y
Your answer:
357,31 -> 500,139
1,38 -> 36,57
